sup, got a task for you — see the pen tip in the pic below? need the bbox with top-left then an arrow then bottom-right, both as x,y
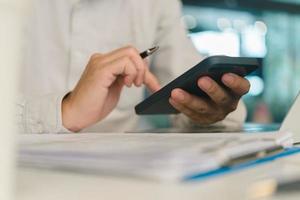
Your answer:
149,46 -> 159,52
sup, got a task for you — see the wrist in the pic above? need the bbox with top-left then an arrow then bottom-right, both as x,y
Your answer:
61,93 -> 82,132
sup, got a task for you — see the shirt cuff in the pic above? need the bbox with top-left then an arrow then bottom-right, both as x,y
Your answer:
19,92 -> 71,134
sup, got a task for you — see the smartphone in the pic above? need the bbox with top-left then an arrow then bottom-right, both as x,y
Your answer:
135,56 -> 260,115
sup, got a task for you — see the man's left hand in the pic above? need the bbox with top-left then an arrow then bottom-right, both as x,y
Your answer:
169,73 -> 250,125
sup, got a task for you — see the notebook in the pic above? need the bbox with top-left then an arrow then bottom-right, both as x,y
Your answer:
18,90 -> 300,181
19,131 -> 293,181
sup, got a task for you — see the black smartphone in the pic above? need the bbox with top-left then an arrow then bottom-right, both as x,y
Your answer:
135,56 -> 260,115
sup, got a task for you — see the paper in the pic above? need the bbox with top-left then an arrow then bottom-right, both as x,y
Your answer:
18,131 -> 292,181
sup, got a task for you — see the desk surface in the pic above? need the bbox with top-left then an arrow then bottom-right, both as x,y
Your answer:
16,152 -> 300,200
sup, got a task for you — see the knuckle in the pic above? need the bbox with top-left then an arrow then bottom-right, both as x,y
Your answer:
197,107 -> 207,114
125,44 -> 134,49
209,84 -> 218,94
127,67 -> 137,77
190,98 -> 207,113
124,70 -> 136,78
90,53 -> 102,60
222,96 -> 234,107
89,54 -> 106,67
125,45 -> 138,55
132,68 -> 138,76
88,61 -> 99,69
228,103 -> 238,111
219,96 -> 229,105
136,63 -> 144,71
194,102 -> 207,113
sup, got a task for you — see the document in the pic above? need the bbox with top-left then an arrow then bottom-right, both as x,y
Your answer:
19,131 -> 293,181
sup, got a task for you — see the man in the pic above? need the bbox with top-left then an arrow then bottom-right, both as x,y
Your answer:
19,0 -> 249,133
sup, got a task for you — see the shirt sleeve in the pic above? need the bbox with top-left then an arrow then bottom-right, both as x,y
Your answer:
17,92 -> 71,134
151,0 -> 247,128
151,0 -> 202,86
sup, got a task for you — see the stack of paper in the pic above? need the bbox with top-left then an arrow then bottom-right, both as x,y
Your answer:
18,131 -> 293,181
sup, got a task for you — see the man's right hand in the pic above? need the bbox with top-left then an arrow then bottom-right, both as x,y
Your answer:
62,46 -> 161,132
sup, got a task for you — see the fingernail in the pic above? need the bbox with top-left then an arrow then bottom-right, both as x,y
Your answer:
174,90 -> 185,102
199,77 -> 212,90
223,74 -> 235,85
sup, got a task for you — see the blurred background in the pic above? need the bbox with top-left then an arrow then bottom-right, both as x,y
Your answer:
180,0 -> 300,124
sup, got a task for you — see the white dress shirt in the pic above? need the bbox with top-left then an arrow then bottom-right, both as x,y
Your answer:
19,0 -> 246,133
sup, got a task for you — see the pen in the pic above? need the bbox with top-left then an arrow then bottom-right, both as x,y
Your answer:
140,46 -> 159,59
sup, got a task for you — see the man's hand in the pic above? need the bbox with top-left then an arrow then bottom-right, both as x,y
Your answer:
62,46 -> 160,132
169,73 -> 250,125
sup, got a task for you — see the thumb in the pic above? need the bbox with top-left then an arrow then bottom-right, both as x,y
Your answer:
144,70 -> 161,93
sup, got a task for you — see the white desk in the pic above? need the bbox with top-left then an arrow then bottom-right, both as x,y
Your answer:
16,152 -> 300,200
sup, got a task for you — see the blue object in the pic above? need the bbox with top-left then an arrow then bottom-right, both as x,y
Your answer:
183,147 -> 300,182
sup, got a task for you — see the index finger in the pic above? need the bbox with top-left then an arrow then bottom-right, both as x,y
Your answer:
102,45 -> 143,64
102,46 -> 146,86
144,70 -> 161,93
